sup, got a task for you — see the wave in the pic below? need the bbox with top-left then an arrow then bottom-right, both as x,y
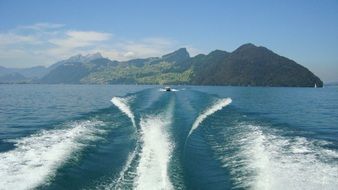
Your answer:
111,146 -> 139,189
110,96 -> 139,189
0,120 -> 104,190
133,102 -> 175,190
111,97 -> 136,128
188,98 -> 232,137
217,123 -> 338,190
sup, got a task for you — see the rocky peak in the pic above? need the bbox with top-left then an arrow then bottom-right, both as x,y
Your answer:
162,48 -> 190,62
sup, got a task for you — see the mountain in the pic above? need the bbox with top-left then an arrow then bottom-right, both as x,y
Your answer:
79,48 -> 194,84
0,66 -> 10,76
190,43 -> 323,87
162,48 -> 190,62
39,62 -> 90,84
0,65 -> 48,78
0,53 -> 115,84
13,66 -> 49,78
67,52 -> 103,63
1,44 -> 323,87
39,56 -> 117,84
0,65 -> 48,83
0,73 -> 27,83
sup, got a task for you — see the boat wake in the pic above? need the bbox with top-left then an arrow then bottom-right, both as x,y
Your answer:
108,96 -> 175,190
4,87 -> 335,190
133,101 -> 175,190
188,98 -> 232,137
213,123 -> 338,190
0,120 -> 105,190
109,96 -> 139,189
111,97 -> 136,128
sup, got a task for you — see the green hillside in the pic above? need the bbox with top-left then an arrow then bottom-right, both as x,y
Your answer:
37,44 -> 323,87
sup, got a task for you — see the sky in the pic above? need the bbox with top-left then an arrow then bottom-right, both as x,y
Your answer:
0,0 -> 337,82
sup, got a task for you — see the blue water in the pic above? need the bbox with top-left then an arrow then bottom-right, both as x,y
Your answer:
0,84 -> 337,190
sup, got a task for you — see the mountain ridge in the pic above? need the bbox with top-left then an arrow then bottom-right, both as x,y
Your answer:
0,44 -> 323,87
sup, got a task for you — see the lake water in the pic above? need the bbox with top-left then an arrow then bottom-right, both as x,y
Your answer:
0,84 -> 337,190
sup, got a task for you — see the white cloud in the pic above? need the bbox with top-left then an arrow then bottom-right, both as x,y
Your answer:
49,30 -> 112,48
124,51 -> 135,57
0,33 -> 37,46
0,23 -> 198,67
47,30 -> 113,57
0,49 -> 55,68
17,23 -> 64,30
113,37 -> 178,59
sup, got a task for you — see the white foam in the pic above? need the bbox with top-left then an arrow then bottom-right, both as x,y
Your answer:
110,96 -> 140,189
112,146 -> 138,189
110,96 -> 138,188
111,97 -> 136,128
188,98 -> 232,137
220,124 -> 338,190
133,105 -> 174,190
0,120 -> 104,190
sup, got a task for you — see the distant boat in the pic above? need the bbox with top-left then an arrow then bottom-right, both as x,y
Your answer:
314,83 -> 317,88
165,86 -> 171,91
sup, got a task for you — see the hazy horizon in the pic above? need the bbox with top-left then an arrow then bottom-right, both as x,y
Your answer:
0,0 -> 337,82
